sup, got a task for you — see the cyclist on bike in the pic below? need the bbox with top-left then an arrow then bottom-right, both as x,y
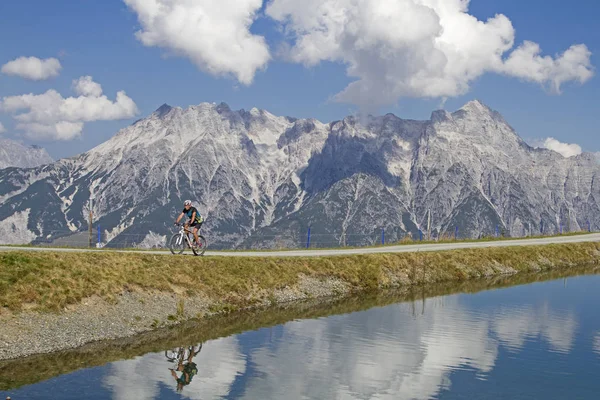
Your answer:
174,200 -> 203,247
169,344 -> 202,392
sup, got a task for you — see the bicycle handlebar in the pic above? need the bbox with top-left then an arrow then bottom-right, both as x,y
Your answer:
174,223 -> 193,233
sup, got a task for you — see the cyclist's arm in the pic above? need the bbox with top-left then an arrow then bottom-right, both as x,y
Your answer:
175,212 -> 184,224
191,210 -> 197,222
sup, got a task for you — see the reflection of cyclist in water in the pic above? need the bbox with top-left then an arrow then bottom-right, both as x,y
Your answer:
167,343 -> 203,392
171,361 -> 198,391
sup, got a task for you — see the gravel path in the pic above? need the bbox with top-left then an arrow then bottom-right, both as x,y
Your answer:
1,233 -> 599,257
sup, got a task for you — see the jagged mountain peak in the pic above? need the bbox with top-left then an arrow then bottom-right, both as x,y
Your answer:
332,112 -> 403,132
96,99 -> 530,171
459,99 -> 488,111
247,106 -> 266,115
153,103 -> 173,118
139,99 -> 518,144
430,109 -> 452,123
432,100 -> 475,121
214,101 -> 232,114
425,100 -> 522,145
240,106 -> 280,121
148,101 -> 244,120
453,99 -> 508,124
0,138 -> 54,169
429,100 -> 491,123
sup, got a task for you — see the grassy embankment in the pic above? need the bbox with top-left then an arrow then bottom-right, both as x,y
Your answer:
1,264 -> 599,391
1,241 -> 599,313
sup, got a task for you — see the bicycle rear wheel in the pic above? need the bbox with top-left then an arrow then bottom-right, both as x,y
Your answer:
192,235 -> 207,256
169,233 -> 186,255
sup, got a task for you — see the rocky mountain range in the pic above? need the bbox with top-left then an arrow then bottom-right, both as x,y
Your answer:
0,138 -> 53,169
0,100 -> 598,248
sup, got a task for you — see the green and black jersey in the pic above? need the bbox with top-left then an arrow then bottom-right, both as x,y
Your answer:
182,206 -> 203,223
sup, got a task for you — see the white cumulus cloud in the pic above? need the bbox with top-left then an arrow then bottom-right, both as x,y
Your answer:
124,0 -> 270,85
1,56 -> 62,80
0,122 -> 5,134
265,0 -> 593,107
121,0 -> 593,106
539,137 -> 583,158
0,76 -> 139,140
73,75 -> 104,97
502,41 -> 593,93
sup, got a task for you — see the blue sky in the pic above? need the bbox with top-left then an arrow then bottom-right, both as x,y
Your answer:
0,0 -> 598,160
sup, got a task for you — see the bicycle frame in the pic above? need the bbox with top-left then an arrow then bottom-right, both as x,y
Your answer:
175,225 -> 194,248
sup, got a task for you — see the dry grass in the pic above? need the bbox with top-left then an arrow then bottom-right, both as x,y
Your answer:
1,242 -> 599,313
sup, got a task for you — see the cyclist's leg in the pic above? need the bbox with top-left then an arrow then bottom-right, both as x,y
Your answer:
183,221 -> 194,245
192,225 -> 200,245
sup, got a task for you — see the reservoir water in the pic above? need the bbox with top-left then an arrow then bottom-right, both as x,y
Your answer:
2,272 -> 600,399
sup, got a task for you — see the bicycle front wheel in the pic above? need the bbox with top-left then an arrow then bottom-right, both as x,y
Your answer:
169,233 -> 186,255
165,349 -> 181,362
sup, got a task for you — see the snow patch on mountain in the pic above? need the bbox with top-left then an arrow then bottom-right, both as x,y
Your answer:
105,216 -> 136,244
136,231 -> 167,249
0,209 -> 37,244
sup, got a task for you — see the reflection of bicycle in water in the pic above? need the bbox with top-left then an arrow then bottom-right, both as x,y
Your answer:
165,343 -> 203,392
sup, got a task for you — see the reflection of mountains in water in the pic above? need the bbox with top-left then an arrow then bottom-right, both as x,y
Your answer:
1,267 -> 599,395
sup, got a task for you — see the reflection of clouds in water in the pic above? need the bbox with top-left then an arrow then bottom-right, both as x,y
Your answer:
241,296 -> 498,400
101,294 -> 580,400
240,296 -> 578,400
492,303 -> 578,354
103,336 -> 246,399
104,357 -> 156,400
594,333 -> 600,355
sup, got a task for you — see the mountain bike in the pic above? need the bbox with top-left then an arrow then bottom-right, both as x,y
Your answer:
165,343 -> 203,363
169,223 -> 207,256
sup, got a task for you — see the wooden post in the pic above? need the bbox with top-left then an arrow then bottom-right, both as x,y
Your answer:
88,198 -> 93,248
427,209 -> 431,240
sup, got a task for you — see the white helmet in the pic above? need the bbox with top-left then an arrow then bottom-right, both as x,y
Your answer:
183,200 -> 192,206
